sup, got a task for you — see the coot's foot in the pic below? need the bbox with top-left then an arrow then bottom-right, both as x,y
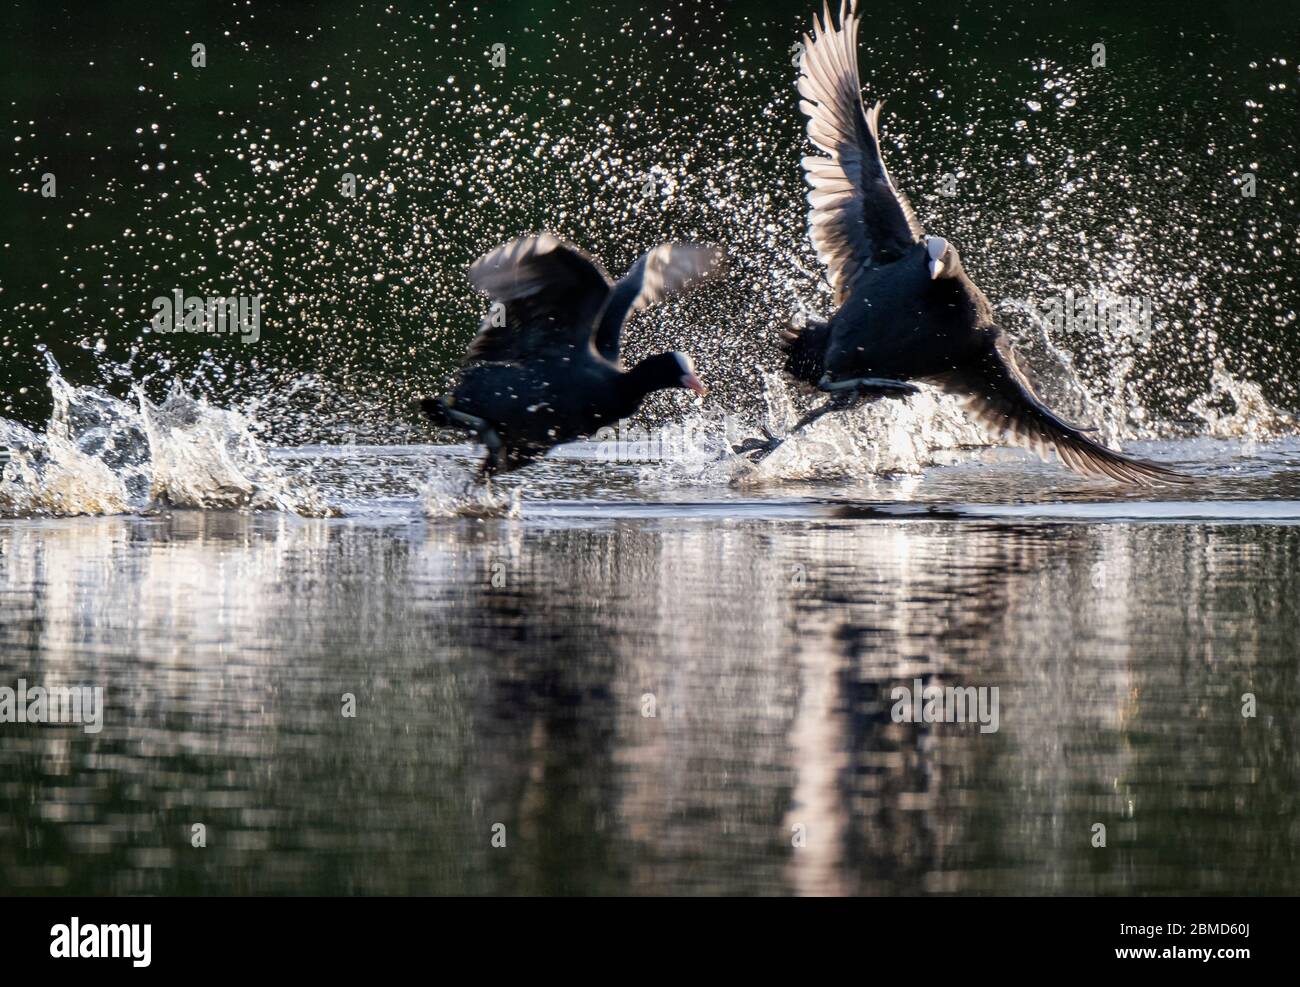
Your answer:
735,377 -> 922,465
734,429 -> 788,464
732,427 -> 779,456
817,375 -> 919,398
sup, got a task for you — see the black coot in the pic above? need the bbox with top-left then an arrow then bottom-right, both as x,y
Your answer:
758,0 -> 1183,484
420,234 -> 722,477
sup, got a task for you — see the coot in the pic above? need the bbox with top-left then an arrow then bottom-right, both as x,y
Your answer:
760,1 -> 1182,484
420,234 -> 722,477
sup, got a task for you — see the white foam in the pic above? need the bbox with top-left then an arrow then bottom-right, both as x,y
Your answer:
643,373 -> 991,487
415,460 -> 522,519
1,368 -> 333,518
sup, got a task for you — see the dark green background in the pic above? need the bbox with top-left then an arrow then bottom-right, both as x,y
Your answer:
3,0 -> 1297,442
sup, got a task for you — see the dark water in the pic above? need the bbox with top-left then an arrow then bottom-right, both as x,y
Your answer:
2,440 -> 1298,895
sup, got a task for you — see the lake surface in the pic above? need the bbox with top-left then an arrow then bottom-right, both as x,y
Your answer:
3,437 -> 1297,895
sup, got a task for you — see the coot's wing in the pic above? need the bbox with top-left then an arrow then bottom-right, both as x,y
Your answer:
465,234 -> 613,363
593,243 -> 726,361
798,1 -> 923,304
931,337 -> 1186,485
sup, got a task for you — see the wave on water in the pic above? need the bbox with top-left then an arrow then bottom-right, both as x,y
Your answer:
0,362 -> 334,518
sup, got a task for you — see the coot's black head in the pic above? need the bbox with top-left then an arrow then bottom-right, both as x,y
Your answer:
925,235 -> 962,280
628,351 -> 707,398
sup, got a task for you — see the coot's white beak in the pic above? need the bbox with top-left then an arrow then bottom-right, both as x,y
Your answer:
682,373 -> 708,397
928,257 -> 945,280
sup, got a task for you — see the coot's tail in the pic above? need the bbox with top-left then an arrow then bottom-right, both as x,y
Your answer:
780,318 -> 831,388
417,395 -> 456,428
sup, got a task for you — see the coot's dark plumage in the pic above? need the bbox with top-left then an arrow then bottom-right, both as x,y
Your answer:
768,0 -> 1182,485
420,234 -> 722,477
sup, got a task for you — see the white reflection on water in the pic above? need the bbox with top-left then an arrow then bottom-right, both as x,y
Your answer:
2,451 -> 1299,894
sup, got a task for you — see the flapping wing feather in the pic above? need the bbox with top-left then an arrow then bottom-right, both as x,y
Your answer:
931,338 -> 1187,486
464,234 -> 613,363
798,0 -> 924,304
593,243 -> 726,361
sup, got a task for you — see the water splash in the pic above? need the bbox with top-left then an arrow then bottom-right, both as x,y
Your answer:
1,364 -> 333,518
1188,361 -> 1299,441
416,462 -> 522,519
643,373 -> 997,487
138,383 -> 334,514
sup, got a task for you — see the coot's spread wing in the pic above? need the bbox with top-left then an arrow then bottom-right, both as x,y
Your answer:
465,234 -> 613,362
593,243 -> 726,361
798,1 -> 923,304
931,338 -> 1186,486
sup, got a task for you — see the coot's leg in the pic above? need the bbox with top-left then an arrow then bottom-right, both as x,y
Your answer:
736,394 -> 855,461
429,404 -> 506,484
472,424 -> 511,483
432,405 -> 506,457
478,442 -> 510,481
441,406 -> 487,433
735,376 -> 918,463
817,374 -> 919,397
